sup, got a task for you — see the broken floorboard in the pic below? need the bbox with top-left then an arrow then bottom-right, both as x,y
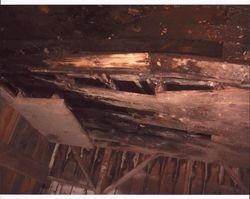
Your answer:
34,78 -> 249,148
1,53 -> 249,88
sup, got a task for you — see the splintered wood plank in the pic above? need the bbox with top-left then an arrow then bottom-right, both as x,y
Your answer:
50,82 -> 249,147
150,54 -> 250,87
0,87 -> 93,148
44,53 -> 149,71
0,142 -> 49,182
28,53 -> 249,87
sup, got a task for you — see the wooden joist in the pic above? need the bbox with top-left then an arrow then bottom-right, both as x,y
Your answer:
40,78 -> 249,147
0,142 -> 49,182
223,164 -> 249,193
103,153 -> 160,194
96,148 -> 112,193
28,53 -> 249,88
90,130 -> 249,169
71,146 -> 96,193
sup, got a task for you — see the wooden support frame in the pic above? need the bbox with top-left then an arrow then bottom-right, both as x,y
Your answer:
71,146 -> 96,193
96,148 -> 112,194
91,130 -> 249,169
29,75 -> 249,148
223,164 -> 249,193
103,153 -> 160,194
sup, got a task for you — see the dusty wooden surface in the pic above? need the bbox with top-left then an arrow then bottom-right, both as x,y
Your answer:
0,6 -> 249,194
0,100 -> 55,193
43,145 -> 249,194
0,6 -> 249,62
0,88 -> 93,148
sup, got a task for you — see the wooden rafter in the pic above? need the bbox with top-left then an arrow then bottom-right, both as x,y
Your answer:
103,153 -> 160,194
223,164 -> 249,193
91,130 -> 249,169
96,148 -> 112,194
71,146 -> 96,193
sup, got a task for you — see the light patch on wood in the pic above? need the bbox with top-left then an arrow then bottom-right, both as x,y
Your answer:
0,87 -> 93,149
45,53 -> 149,70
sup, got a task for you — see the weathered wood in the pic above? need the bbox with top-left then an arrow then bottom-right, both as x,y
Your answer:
90,130 -> 249,169
0,102 -> 20,144
27,53 -> 249,86
45,53 -> 149,71
0,87 -> 93,149
39,79 -> 249,147
103,154 -> 160,194
184,160 -> 194,194
47,176 -> 91,190
150,54 -> 249,87
223,164 -> 249,193
0,142 -> 49,182
70,146 -> 96,193
96,148 -> 112,194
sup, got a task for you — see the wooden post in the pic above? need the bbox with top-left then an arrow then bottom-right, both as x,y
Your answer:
96,148 -> 112,194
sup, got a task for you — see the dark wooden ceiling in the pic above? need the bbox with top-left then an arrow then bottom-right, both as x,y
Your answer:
0,6 -> 249,170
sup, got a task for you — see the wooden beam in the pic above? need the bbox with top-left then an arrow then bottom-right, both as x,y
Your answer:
47,175 -> 92,190
0,102 -> 20,144
71,146 -> 96,193
223,164 -> 249,193
96,148 -> 112,194
90,130 -> 249,169
150,54 -> 249,87
39,78 -> 249,147
44,53 -> 149,71
28,53 -> 249,87
0,142 -> 49,182
103,153 -> 160,194
184,160 -> 194,194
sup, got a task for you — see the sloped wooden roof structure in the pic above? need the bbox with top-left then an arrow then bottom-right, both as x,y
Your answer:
0,5 -> 249,194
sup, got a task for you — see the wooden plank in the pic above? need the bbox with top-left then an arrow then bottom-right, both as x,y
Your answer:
0,142 -> 49,182
103,153 -> 160,194
50,82 -> 249,147
19,176 -> 37,194
45,53 -> 149,71
183,160 -> 194,194
91,130 -> 249,169
190,161 -> 204,194
0,103 -> 20,144
150,53 -> 249,87
47,176 -> 92,190
36,76 -> 250,140
223,164 -> 249,193
28,53 -> 250,87
71,146 -> 96,193
96,148 -> 112,193
0,87 -> 93,149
